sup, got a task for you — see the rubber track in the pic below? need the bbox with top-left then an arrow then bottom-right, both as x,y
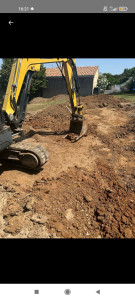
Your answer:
9,141 -> 49,169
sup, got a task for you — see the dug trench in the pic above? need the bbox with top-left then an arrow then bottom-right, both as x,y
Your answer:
0,94 -> 135,238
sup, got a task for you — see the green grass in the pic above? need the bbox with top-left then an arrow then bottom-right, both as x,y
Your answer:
114,93 -> 135,102
26,98 -> 68,112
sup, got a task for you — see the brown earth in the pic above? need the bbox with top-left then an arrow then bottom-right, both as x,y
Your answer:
0,94 -> 135,238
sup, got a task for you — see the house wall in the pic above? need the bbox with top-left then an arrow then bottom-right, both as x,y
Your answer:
92,69 -> 99,93
79,76 -> 94,96
43,77 -> 67,98
42,75 -> 94,98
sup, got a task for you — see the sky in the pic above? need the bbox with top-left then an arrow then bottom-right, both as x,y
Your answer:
45,59 -> 135,75
76,59 -> 135,75
0,58 -> 135,75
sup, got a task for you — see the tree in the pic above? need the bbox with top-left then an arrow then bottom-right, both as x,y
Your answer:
0,58 -> 14,93
29,64 -> 47,100
97,73 -> 110,93
113,67 -> 135,85
0,59 -> 47,101
103,73 -> 116,87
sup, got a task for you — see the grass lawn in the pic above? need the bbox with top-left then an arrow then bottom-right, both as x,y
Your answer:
114,93 -> 135,102
26,98 -> 68,113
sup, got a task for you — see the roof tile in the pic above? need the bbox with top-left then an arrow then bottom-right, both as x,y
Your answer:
46,66 -> 98,77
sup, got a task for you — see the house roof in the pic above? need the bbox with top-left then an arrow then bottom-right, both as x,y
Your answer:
46,66 -> 98,77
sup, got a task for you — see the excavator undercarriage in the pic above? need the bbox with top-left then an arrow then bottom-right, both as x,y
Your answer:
0,141 -> 49,169
0,120 -> 49,169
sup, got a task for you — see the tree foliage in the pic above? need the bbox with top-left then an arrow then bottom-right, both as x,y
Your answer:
29,64 -> 46,100
0,59 -> 47,101
97,73 -> 110,93
103,67 -> 135,85
102,73 -> 116,86
0,58 -> 14,92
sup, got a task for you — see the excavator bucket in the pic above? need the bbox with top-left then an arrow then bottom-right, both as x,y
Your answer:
65,118 -> 88,142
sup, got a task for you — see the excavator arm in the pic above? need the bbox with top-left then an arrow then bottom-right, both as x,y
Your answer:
0,58 -> 87,170
2,58 -> 83,130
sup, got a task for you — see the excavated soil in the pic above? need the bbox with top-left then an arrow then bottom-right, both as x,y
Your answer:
0,94 -> 135,238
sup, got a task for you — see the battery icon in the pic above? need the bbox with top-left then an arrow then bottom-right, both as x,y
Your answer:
119,6 -> 128,11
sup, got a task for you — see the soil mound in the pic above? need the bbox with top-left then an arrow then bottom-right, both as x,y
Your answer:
0,94 -> 134,238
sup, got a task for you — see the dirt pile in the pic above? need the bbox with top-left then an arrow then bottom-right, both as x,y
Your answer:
3,162 -> 135,238
0,94 -> 135,238
27,104 -> 69,132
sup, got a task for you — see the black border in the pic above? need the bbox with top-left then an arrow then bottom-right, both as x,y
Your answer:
0,13 -> 134,58
0,12 -> 134,285
0,239 -> 134,283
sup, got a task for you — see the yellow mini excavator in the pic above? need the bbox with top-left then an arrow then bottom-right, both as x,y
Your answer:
0,58 -> 88,170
